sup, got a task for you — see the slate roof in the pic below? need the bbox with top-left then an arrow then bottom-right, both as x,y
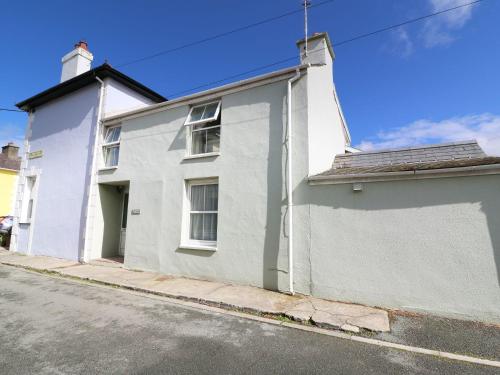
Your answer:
316,141 -> 500,177
16,63 -> 166,111
0,153 -> 21,171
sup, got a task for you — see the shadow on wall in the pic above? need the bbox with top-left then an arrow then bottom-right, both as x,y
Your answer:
99,184 -> 124,259
302,174 -> 500,288
262,96 -> 286,291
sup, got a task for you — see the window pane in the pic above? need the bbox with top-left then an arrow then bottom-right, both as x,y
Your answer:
189,106 -> 204,123
105,127 -> 121,143
190,185 -> 205,211
27,199 -> 34,220
105,146 -> 120,167
191,130 -> 205,154
206,127 -> 220,153
190,213 -> 203,240
203,213 -> 217,241
205,184 -> 218,211
203,102 -> 219,119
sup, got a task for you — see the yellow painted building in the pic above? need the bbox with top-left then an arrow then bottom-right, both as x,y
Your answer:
0,143 -> 21,216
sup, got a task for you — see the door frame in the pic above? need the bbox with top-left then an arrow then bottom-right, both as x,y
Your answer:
119,191 -> 129,256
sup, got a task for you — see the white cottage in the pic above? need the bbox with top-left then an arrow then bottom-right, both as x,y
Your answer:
13,34 -> 500,323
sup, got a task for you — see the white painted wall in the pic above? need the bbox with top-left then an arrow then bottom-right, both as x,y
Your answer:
306,175 -> 500,323
103,79 -> 156,117
306,65 -> 348,176
16,84 -> 99,260
298,34 -> 348,176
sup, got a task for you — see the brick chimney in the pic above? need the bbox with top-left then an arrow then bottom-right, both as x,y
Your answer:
60,40 -> 94,82
1,142 -> 19,160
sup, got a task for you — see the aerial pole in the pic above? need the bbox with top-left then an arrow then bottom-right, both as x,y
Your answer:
303,0 -> 311,56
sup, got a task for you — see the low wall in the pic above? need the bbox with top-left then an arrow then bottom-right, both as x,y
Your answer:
307,174 -> 500,323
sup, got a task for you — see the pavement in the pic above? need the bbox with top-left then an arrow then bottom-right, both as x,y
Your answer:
1,265 -> 498,375
0,249 -> 389,333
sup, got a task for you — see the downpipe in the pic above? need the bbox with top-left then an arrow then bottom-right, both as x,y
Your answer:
80,76 -> 105,262
287,68 -> 301,295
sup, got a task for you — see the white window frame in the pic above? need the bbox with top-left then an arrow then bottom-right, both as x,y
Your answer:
185,101 -> 221,157
180,178 -> 219,251
20,175 -> 37,224
102,125 -> 121,168
184,100 -> 221,126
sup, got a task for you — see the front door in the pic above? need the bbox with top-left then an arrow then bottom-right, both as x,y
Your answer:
119,193 -> 129,256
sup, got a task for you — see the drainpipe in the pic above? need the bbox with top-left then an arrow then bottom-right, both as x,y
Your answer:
287,68 -> 301,295
80,75 -> 105,262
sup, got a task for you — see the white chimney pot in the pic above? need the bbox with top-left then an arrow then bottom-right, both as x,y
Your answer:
60,42 -> 93,82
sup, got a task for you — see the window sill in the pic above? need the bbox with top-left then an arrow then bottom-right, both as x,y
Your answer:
183,152 -> 220,161
19,221 -> 31,225
178,243 -> 217,252
98,166 -> 118,171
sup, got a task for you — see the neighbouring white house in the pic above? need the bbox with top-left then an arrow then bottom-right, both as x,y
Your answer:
12,33 -> 500,324
11,41 -> 166,261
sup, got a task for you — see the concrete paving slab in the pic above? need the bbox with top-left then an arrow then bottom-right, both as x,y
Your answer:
152,278 -> 229,300
0,252 -> 79,270
59,264 -> 156,287
285,297 -> 390,332
309,297 -> 391,332
0,247 -> 11,256
0,252 -> 390,333
206,284 -> 301,314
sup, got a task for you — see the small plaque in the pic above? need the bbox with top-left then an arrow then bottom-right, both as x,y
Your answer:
131,209 -> 141,215
28,150 -> 43,159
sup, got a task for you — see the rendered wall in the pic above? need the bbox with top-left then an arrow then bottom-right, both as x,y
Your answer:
97,79 -> 307,291
303,46 -> 348,176
306,175 -> 500,323
16,84 -> 99,260
103,79 -> 157,117
0,169 -> 18,215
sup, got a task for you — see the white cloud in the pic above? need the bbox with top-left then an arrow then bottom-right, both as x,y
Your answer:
356,113 -> 500,156
0,122 -> 25,148
392,27 -> 414,57
421,0 -> 476,47
386,0 -> 479,55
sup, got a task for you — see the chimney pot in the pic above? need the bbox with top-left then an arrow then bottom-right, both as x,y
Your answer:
74,40 -> 88,51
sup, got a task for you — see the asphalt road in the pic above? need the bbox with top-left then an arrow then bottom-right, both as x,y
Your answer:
0,265 -> 496,375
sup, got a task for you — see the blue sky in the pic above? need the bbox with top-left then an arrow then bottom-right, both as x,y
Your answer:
1,0 -> 499,154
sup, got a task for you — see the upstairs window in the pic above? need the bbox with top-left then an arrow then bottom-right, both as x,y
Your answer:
185,101 -> 221,126
185,101 -> 221,156
103,126 -> 121,167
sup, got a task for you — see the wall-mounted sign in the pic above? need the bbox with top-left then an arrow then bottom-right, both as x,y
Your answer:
28,150 -> 43,159
131,209 -> 141,215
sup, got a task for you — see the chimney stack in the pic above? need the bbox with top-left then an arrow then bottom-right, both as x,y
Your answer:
2,142 -> 19,160
60,40 -> 94,82
296,32 -> 335,67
